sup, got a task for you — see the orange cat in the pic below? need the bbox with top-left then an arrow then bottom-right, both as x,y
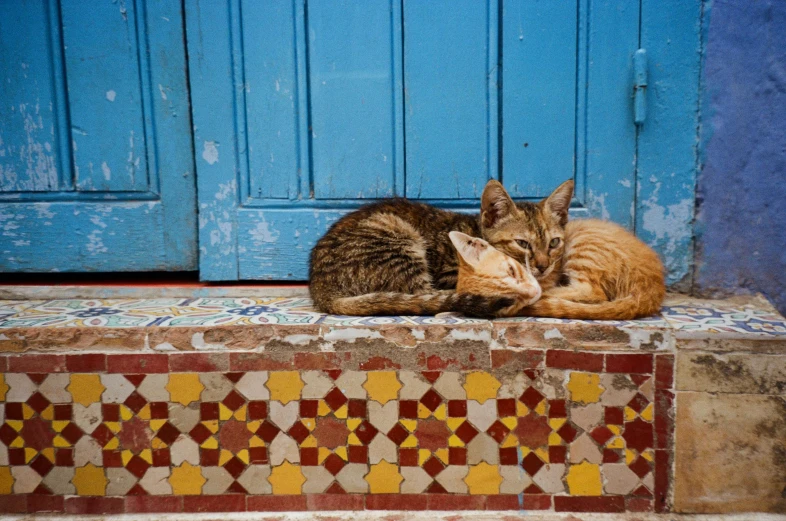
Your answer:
455,181 -> 665,320
449,231 -> 541,313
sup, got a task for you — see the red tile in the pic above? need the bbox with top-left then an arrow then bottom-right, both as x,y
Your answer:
0,357 -> 6,373
149,401 -> 169,419
499,447 -> 519,465
420,389 -> 442,411
184,495 -> 246,512
428,494 -> 485,510
27,494 -> 64,513
655,389 -> 675,449
545,350 -> 603,372
65,497 -> 124,515
605,406 -> 624,425
655,449 -> 670,512
230,352 -> 293,371
298,400 -> 317,418
629,455 -> 652,478
107,354 -> 168,373
55,448 -> 74,466
491,349 -> 544,369
399,448 -> 418,466
605,353 -> 653,374
294,351 -> 350,370
557,422 -> 579,443
519,386 -> 545,409
156,422 -> 181,446
548,399 -> 567,418
591,426 -> 614,446
348,445 -> 367,464
249,446 -> 268,464
549,445 -> 567,464
522,452 -> 545,475
126,496 -> 183,513
348,399 -> 367,418
623,417 -> 654,452
0,495 -> 26,513
247,495 -> 307,511
248,400 -> 269,420
222,390 -> 246,411
359,356 -> 402,370
554,496 -> 624,512
324,387 -> 348,411
53,404 -> 72,421
307,494 -> 363,511
495,398 -> 515,417
66,354 -> 106,372
421,371 -> 441,383
387,423 -> 410,445
603,448 -> 621,463
454,421 -> 479,444
9,354 -> 66,373
354,420 -> 379,445
655,354 -> 675,389
487,494 -> 550,510
399,400 -> 418,419
486,420 -> 510,444
485,495 -> 519,510
366,494 -> 428,511
169,352 -> 229,372
627,497 -> 654,512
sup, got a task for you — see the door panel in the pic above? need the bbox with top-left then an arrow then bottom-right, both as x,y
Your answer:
404,0 -> 497,200
190,0 -> 642,280
0,0 -> 197,272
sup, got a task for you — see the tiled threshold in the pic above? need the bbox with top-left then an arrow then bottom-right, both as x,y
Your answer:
0,293 -> 783,516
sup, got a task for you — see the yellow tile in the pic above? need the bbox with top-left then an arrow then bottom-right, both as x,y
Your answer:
0,466 -> 12,494
625,449 -> 636,465
501,433 -> 518,448
516,402 -> 529,417
104,438 -> 119,450
417,403 -> 430,419
642,449 -> 654,462
566,372 -> 603,404
501,417 -> 518,430
150,420 -> 166,431
250,436 -> 265,448
166,374 -> 204,406
21,404 -> 34,420
201,437 -> 218,450
234,405 -> 247,421
335,446 -> 348,461
548,432 -> 563,446
641,403 -> 654,422
434,448 -> 449,464
40,448 -> 55,462
120,406 -> 133,421
465,462 -> 503,494
334,404 -> 348,419
219,404 -> 233,421
317,400 -> 331,417
219,450 -> 233,466
9,437 -> 23,448
6,420 -> 21,432
566,461 -> 602,496
204,420 -> 219,433
266,371 -> 304,404
463,372 -> 500,404
269,461 -> 305,494
152,438 -> 166,450
347,418 -> 362,431
302,418 -> 316,431
608,425 -> 621,435
535,447 -> 549,462
170,462 -> 205,495
247,420 -> 262,433
0,374 -> 8,401
433,403 -> 446,420
448,434 -> 464,447
72,463 -> 107,496
548,418 -> 566,430
105,421 -> 121,433
122,451 -> 133,466
418,449 -> 430,466
137,404 -> 151,420
318,447 -> 331,464
67,374 -> 105,406
139,449 -> 153,464
363,372 -> 401,405
447,418 -> 464,431
366,461 -> 403,493
400,435 -> 417,448
53,436 -> 69,448
301,435 -> 316,448
607,437 -> 624,449
52,421 -> 69,433
24,448 -> 36,463
400,419 -> 417,432
625,406 -> 637,421
41,405 -> 54,421
534,400 -> 547,416
237,449 -> 249,464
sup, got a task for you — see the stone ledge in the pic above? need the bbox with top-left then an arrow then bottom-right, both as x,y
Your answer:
0,294 -> 783,355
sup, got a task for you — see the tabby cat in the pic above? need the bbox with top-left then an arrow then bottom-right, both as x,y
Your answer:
456,180 -> 666,320
309,180 -> 548,317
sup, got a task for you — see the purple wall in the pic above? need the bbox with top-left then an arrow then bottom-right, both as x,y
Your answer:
695,0 -> 786,314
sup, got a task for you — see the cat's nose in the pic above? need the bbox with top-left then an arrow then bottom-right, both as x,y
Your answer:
535,262 -> 549,274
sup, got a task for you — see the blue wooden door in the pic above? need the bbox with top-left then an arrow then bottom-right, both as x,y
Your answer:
0,0 -> 196,272
188,0 -> 643,281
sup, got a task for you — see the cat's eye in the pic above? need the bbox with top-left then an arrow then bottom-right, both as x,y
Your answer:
516,239 -> 530,250
549,238 -> 561,248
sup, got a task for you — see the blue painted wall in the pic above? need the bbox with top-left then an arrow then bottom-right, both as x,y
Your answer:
695,0 -> 786,314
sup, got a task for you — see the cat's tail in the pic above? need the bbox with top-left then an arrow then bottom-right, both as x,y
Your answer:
327,291 -> 514,318
521,296 -> 660,320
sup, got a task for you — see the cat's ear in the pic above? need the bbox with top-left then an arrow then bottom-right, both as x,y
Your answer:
481,180 -> 516,228
541,179 -> 574,226
449,231 -> 491,269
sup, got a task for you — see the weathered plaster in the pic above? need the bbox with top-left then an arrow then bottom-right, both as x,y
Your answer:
695,0 -> 786,314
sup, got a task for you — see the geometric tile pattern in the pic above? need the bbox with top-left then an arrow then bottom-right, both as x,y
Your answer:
0,296 -> 783,335
0,350 -> 674,514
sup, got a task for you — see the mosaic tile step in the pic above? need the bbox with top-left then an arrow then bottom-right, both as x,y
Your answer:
0,350 -> 675,514
0,294 -> 782,356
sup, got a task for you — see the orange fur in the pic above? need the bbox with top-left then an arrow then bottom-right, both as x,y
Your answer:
456,182 -> 666,320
